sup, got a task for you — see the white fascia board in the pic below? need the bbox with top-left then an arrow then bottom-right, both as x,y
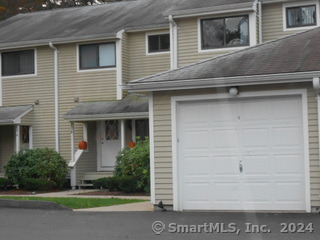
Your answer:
64,112 -> 149,122
125,71 -> 320,92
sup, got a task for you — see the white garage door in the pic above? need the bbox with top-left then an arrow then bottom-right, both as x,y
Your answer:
178,95 -> 306,211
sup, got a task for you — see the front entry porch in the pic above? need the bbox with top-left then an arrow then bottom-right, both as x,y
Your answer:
0,105 -> 34,175
64,95 -> 149,189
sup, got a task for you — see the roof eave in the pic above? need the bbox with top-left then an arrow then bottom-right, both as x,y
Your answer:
64,112 -> 149,122
0,33 -> 118,50
125,71 -> 320,93
164,2 -> 255,18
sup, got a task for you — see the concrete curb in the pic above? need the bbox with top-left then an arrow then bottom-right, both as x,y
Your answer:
0,199 -> 72,211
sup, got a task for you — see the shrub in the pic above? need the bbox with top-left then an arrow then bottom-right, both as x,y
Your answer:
4,148 -> 68,188
21,178 -> 57,191
115,138 -> 150,192
118,176 -> 138,193
0,177 -> 14,190
93,177 -> 119,192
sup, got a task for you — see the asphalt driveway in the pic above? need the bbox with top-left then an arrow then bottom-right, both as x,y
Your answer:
0,208 -> 319,240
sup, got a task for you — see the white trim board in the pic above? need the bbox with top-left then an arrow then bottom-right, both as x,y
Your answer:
170,89 -> 311,212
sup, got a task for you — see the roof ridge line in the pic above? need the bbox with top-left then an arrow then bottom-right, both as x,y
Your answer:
130,26 -> 320,84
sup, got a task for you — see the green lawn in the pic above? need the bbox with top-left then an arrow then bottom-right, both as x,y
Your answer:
0,196 -> 147,209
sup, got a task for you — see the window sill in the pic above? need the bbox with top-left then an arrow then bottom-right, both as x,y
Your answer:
146,51 -> 170,56
283,25 -> 319,32
1,73 -> 37,79
77,67 -> 117,73
198,46 -> 249,54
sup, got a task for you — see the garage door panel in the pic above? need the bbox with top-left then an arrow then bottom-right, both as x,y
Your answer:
274,154 -> 304,174
241,128 -> 269,148
183,130 -> 210,149
272,127 -> 302,148
211,129 -> 239,149
242,156 -> 270,175
184,157 -> 211,177
274,182 -> 305,202
213,156 -> 240,176
213,183 -> 242,203
184,182 -> 211,203
244,183 -> 271,202
178,95 -> 306,211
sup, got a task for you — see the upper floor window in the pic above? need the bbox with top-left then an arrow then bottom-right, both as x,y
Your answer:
286,5 -> 317,28
1,50 -> 35,77
201,15 -> 249,50
148,34 -> 170,53
79,42 -> 116,70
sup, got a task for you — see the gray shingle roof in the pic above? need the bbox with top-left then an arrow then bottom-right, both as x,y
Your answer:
0,0 -> 255,49
64,94 -> 148,121
164,0 -> 254,16
126,27 -> 320,90
0,105 -> 33,124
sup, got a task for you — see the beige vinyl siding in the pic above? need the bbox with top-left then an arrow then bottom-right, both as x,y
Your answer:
21,112 -> 33,126
262,1 -> 320,42
127,31 -> 170,82
122,32 -> 130,84
57,42 -> 117,184
2,46 -> 56,149
0,125 -> 14,172
153,83 -> 320,208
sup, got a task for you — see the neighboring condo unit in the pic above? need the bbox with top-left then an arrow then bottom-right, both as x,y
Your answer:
0,0 -> 319,212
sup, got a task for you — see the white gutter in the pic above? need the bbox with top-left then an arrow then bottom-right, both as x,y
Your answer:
125,71 -> 320,92
49,42 -> 60,153
116,30 -> 125,100
258,0 -> 263,43
313,77 -> 320,175
169,15 -> 178,69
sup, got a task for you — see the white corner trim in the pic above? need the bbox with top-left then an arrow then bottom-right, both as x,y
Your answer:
116,30 -> 124,100
171,89 -> 311,212
197,12 -> 257,54
282,0 -> 320,31
145,30 -> 170,56
149,94 -> 156,204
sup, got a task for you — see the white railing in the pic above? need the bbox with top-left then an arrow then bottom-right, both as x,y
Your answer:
68,149 -> 84,168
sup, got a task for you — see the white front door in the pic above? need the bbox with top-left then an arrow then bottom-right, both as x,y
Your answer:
178,95 -> 306,211
97,120 -> 121,171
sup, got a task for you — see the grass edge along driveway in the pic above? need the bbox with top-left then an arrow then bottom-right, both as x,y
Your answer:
0,196 -> 147,209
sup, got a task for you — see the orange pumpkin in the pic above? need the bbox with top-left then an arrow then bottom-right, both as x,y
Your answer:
78,140 -> 88,150
129,141 -> 136,148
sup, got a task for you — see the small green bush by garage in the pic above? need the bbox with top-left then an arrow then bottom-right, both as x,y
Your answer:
4,148 -> 68,190
93,138 -> 150,193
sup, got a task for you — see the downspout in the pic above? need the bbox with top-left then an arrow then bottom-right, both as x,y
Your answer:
258,0 -> 263,44
169,15 -> 178,69
49,42 -> 59,153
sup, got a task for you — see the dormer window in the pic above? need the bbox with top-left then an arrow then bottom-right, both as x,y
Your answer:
200,15 -> 249,50
79,42 -> 116,70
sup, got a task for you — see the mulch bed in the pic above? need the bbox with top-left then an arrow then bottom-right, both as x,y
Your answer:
75,191 -> 149,197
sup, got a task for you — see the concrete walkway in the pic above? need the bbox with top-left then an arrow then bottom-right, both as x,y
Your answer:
75,201 -> 154,212
0,190 -> 153,212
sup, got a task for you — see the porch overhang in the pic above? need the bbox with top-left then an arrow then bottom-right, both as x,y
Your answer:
64,94 -> 149,122
0,105 -> 33,125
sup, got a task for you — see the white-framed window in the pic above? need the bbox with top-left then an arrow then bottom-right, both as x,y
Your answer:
283,1 -> 320,31
145,31 -> 170,55
198,12 -> 256,53
78,42 -> 116,70
1,49 -> 36,77
200,15 -> 250,50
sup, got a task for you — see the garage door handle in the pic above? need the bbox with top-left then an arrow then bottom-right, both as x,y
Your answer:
239,163 -> 243,173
